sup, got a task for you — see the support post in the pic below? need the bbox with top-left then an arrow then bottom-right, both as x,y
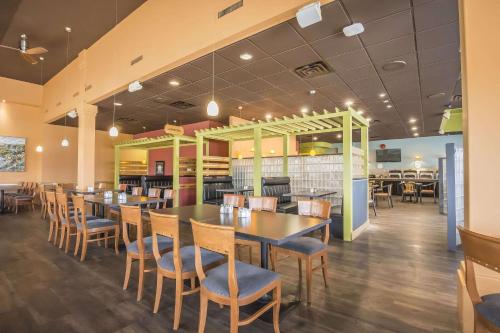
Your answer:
196,135 -> 204,204
77,103 -> 97,190
361,126 -> 369,178
228,140 -> 233,176
342,113 -> 353,241
114,146 -> 120,189
253,127 -> 262,196
172,137 -> 180,207
283,134 -> 289,176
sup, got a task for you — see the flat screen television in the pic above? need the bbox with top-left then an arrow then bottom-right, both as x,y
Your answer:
376,149 -> 401,162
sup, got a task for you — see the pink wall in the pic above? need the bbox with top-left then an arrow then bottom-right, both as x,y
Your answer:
133,121 -> 228,205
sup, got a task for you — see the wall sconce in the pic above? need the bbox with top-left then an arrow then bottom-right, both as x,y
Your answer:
414,155 -> 423,169
269,149 -> 276,154
35,145 -> 43,153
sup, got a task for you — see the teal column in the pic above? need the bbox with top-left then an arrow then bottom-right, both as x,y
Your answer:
253,127 -> 262,196
114,146 -> 120,189
342,113 -> 353,241
196,135 -> 204,204
283,134 -> 289,176
172,137 -> 180,207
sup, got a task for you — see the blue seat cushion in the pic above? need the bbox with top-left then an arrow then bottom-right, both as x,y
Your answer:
203,261 -> 279,298
278,237 -> 326,255
476,293 -> 500,327
77,218 -> 117,230
126,235 -> 173,255
158,245 -> 224,273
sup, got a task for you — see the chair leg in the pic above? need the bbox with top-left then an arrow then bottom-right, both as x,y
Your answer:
153,272 -> 163,313
114,226 -> 120,255
59,225 -> 66,249
230,302 -> 239,333
53,222 -> 59,246
173,277 -> 184,330
306,257 -> 312,305
248,246 -> 252,265
321,255 -> 328,287
80,233 -> 88,262
123,255 -> 132,290
198,290 -> 208,333
65,229 -> 71,254
271,247 -> 278,272
372,203 -> 377,216
104,232 -> 109,248
48,221 -> 54,242
273,283 -> 281,333
74,231 -> 81,256
137,259 -> 145,301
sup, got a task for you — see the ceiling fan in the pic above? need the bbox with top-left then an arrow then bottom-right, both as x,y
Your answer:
0,33 -> 48,65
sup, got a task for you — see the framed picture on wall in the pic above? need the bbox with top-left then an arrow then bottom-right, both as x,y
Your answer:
155,161 -> 165,175
0,136 -> 26,172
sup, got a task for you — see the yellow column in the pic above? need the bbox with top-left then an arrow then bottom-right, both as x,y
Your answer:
77,103 -> 97,190
458,1 -> 500,332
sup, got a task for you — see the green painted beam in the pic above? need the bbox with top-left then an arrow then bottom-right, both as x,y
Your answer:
440,108 -> 462,133
228,140 -> 233,176
114,146 -> 120,189
361,126 -> 369,178
253,127 -> 262,196
283,134 -> 289,176
342,113 -> 353,242
172,137 -> 180,207
196,135 -> 204,204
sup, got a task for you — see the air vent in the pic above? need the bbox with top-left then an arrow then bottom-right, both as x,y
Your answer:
153,97 -> 170,105
218,0 -> 243,18
85,84 -> 92,91
117,117 -> 137,122
131,55 -> 143,66
169,101 -> 195,109
294,61 -> 331,79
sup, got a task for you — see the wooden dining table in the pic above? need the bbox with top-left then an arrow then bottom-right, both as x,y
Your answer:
0,184 -> 20,214
84,193 -> 169,217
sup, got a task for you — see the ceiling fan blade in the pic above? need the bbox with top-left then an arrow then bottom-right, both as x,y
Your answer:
20,52 -> 38,65
25,46 -> 48,55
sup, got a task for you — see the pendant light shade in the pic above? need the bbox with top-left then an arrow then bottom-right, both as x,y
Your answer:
207,100 -> 219,117
109,126 -> 119,137
61,138 -> 69,147
35,145 -> 43,153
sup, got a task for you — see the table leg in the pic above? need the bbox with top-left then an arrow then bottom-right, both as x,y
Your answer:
0,190 -> 4,214
260,240 -> 269,269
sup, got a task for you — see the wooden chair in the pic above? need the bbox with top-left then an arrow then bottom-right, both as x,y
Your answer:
237,197 -> 278,265
271,200 -> 331,305
118,184 -> 128,192
147,188 -> 162,209
419,182 -> 437,204
46,191 -> 61,246
72,195 -> 120,262
368,186 -> 377,216
162,189 -> 176,208
40,189 -> 48,219
191,218 -> 281,333
12,184 -> 37,214
223,194 -> 245,207
121,205 -> 173,301
150,211 -> 224,330
402,182 -> 417,203
132,186 -> 143,196
374,184 -> 393,208
457,226 -> 500,333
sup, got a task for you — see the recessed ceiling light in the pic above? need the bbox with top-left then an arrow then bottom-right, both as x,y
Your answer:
169,80 -> 180,86
336,134 -> 342,139
39,56 -> 44,61
344,100 -> 353,107
379,93 -> 386,98
386,104 -> 393,109
409,118 -> 417,123
312,136 -> 318,141
413,133 -> 420,137
301,107 -> 309,114
343,22 -> 365,37
383,99 -> 389,103
238,105 -> 243,110
309,89 -> 316,95
411,126 -> 418,131
265,113 -> 272,120
172,120 -> 177,123
251,117 -> 256,121
142,126 -> 146,130
239,53 -> 253,61
113,102 -> 122,106
382,60 -> 407,72
65,27 -> 72,32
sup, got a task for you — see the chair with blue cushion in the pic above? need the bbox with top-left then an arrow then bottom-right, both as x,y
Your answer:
458,226 -> 500,333
72,195 -> 120,262
149,211 -> 224,330
121,205 -> 172,302
271,200 -> 331,305
191,218 -> 281,333
46,191 -> 61,246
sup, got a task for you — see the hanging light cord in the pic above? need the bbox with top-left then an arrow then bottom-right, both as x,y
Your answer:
111,0 -> 118,128
212,51 -> 215,100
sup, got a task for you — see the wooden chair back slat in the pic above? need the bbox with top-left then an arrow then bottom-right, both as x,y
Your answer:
120,205 -> 144,253
46,191 -> 58,222
148,188 -> 161,198
223,194 -> 245,207
298,200 -> 331,244
132,187 -> 143,196
149,212 -> 180,270
248,196 -> 278,212
55,192 -> 71,225
72,195 -> 87,228
118,184 -> 128,192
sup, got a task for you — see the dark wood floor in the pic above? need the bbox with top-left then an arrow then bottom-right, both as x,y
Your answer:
0,199 -> 461,333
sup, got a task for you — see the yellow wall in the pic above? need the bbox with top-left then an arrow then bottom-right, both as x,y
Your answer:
458,0 -> 500,332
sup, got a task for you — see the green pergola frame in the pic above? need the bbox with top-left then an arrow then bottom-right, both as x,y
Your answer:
195,107 -> 369,241
114,134 -> 199,207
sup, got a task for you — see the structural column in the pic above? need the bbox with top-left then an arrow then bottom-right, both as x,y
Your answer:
342,113 -> 353,241
283,134 -> 289,176
172,137 -> 180,207
77,103 -> 97,190
253,127 -> 262,196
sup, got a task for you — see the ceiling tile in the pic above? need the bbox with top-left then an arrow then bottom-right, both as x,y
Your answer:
414,0 -> 458,32
273,44 -> 321,70
243,58 -> 287,77
359,10 -> 413,46
168,64 -> 210,82
416,21 -> 459,51
191,53 -> 238,74
326,48 -> 371,72
264,71 -> 302,86
342,0 -> 410,23
365,34 -> 415,61
239,79 -> 275,93
249,22 -> 305,55
418,42 -> 459,66
219,85 -> 253,99
336,63 -> 379,84
310,32 -> 363,59
304,72 -> 344,88
218,68 -> 256,84
217,39 -> 269,64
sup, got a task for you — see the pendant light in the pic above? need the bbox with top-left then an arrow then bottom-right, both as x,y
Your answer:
61,27 -> 71,146
206,51 -> 219,116
109,0 -> 119,137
